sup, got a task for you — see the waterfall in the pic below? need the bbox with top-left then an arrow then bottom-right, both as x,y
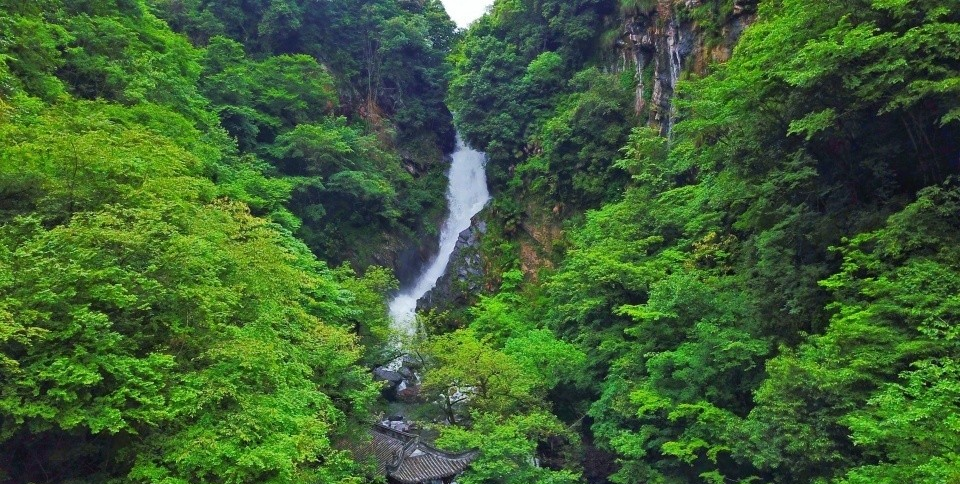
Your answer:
666,20 -> 682,141
388,136 -> 490,335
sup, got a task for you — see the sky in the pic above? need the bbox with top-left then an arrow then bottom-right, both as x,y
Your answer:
439,0 -> 495,29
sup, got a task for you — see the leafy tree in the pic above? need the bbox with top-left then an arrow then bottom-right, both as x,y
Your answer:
437,411 -> 582,484
449,0 -> 618,185
839,359 -> 960,484
419,323 -> 585,484
0,0 -> 69,100
463,0 -> 960,483
741,182 -> 960,483
0,98 -> 379,483
421,329 -> 542,420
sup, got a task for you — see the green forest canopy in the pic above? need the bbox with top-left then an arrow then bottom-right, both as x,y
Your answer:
441,0 -> 960,483
1,0 -> 960,483
0,0 -> 455,482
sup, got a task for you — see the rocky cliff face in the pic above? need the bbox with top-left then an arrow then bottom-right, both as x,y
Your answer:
419,216 -> 487,312
373,153 -> 452,288
617,0 -> 757,135
502,1 -> 758,279
427,1 -> 758,309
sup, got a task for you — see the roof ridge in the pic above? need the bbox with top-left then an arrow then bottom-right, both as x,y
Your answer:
417,441 -> 481,460
365,423 -> 481,484
373,423 -> 480,459
372,423 -> 418,441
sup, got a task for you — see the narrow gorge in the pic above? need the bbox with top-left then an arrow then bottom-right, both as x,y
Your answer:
1,1 -> 958,483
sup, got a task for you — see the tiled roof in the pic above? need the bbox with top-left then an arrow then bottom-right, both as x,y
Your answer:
361,424 -> 480,484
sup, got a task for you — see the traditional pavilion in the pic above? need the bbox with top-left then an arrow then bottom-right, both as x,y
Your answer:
359,423 -> 480,484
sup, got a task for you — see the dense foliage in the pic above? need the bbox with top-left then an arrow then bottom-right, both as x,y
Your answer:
4,0 -> 960,483
418,276 -> 587,484
440,1 -> 960,483
448,0 -> 634,208
156,0 -> 457,146
0,0 -> 458,267
0,0 -> 455,482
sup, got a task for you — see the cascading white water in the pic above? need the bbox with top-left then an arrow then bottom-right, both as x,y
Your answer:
667,20 -> 682,141
388,137 -> 490,335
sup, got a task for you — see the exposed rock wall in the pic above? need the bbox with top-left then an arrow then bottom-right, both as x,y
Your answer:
617,0 -> 757,135
419,216 -> 487,312
375,154 -> 451,287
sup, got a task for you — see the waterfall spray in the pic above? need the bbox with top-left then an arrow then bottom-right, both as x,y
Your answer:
388,136 -> 490,335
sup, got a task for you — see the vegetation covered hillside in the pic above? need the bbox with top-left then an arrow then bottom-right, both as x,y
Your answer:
420,1 -> 960,483
3,0 -> 960,484
0,0 -> 456,482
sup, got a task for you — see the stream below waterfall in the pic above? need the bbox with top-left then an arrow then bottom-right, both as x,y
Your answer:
388,136 -> 490,335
